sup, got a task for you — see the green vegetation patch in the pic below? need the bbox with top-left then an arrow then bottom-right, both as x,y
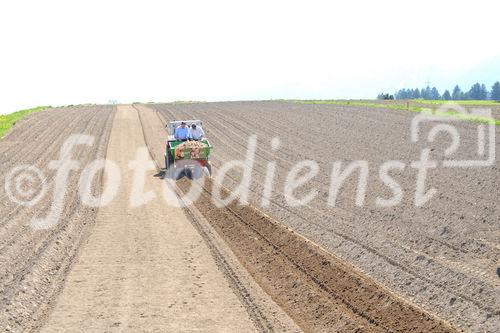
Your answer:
0,106 -> 50,138
410,99 -> 500,106
291,100 -> 500,125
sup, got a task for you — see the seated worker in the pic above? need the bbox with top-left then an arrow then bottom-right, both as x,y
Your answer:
188,124 -> 205,141
174,122 -> 189,141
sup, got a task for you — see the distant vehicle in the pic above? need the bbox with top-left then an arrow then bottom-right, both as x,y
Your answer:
164,120 -> 212,179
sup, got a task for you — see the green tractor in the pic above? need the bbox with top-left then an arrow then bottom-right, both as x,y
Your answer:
164,120 -> 212,179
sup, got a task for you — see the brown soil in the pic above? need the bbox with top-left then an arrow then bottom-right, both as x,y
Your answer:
1,101 -> 497,332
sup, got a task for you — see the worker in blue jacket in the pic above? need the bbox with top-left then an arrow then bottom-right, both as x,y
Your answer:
188,124 -> 205,141
174,122 -> 189,141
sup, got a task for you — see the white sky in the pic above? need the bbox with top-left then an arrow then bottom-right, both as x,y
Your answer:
1,0 -> 499,113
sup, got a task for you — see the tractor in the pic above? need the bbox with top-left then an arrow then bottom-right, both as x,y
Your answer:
164,120 -> 212,179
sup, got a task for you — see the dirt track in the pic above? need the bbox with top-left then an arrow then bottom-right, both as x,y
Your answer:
149,101 -> 499,332
40,105 -> 299,332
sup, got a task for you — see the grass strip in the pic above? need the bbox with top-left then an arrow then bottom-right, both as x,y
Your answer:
291,100 -> 500,125
0,106 -> 50,138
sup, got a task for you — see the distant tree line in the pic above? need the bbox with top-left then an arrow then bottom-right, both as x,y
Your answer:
378,81 -> 500,101
377,93 -> 394,100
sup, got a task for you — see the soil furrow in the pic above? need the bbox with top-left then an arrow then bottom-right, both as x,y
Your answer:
0,105 -> 116,332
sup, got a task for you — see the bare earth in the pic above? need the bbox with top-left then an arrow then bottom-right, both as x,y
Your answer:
0,101 -> 498,332
0,105 -> 115,332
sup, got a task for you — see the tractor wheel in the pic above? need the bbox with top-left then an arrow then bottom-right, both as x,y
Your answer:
167,165 -> 184,180
191,165 -> 203,179
166,152 -> 174,169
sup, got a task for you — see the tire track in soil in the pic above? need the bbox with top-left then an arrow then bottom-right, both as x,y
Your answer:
135,105 -> 297,333
137,104 -> 458,333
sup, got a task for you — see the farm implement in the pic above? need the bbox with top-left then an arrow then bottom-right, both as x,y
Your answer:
164,120 -> 212,179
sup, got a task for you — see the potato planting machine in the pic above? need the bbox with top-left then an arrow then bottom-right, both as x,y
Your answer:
164,120 -> 212,178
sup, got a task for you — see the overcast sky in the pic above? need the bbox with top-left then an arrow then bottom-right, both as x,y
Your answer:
1,0 -> 499,113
